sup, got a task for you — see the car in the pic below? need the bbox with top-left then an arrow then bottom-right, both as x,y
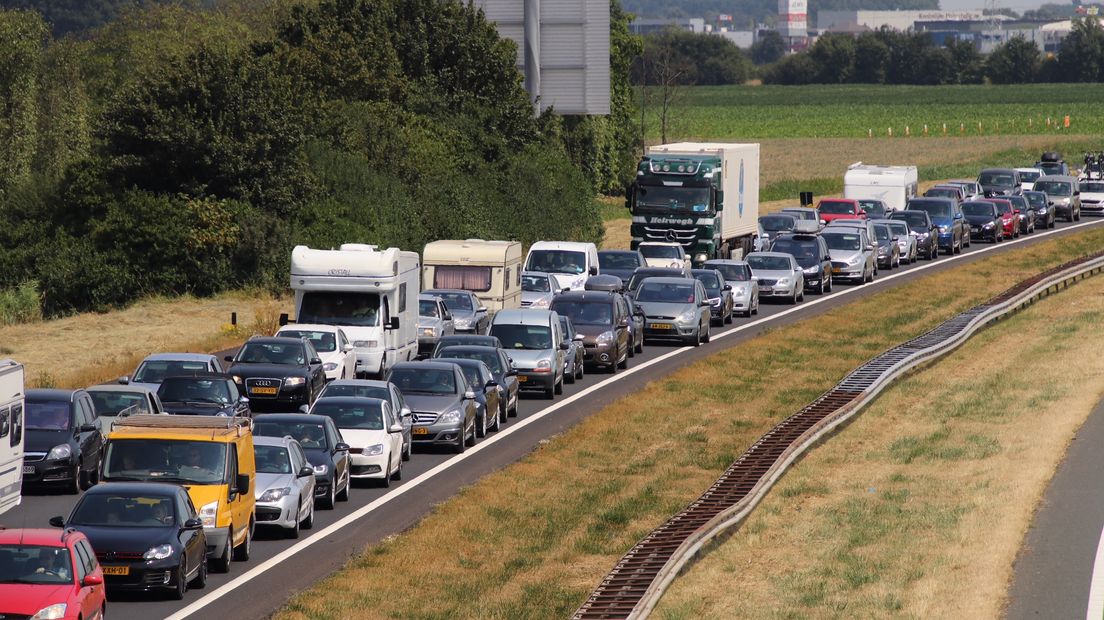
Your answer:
51,482 -> 206,599
1007,194 -> 1036,235
417,295 -> 455,357
871,222 -> 901,270
816,198 -> 864,223
386,362 -> 478,453
745,252 -> 805,304
520,271 -> 558,309
274,324 -> 358,381
905,197 -> 967,254
597,250 -> 647,283
946,179 -> 982,201
825,218 -> 881,268
86,384 -> 165,434
1035,159 -> 1070,177
251,413 -> 351,509
0,527 -> 107,620
637,241 -> 690,270
309,397 -> 405,484
889,210 -> 939,260
1015,167 -> 1045,192
488,310 -> 567,397
855,198 -> 892,218
981,198 -> 1020,238
757,214 -> 797,243
1034,175 -> 1081,221
1078,179 -> 1104,215
225,336 -> 328,413
822,228 -> 876,284
433,358 -> 503,436
156,373 -> 252,417
780,206 -> 823,228
624,267 -> 688,301
633,277 -> 712,346
923,185 -> 964,204
22,389 -> 102,494
432,345 -> 519,419
120,353 -> 223,393
422,289 -> 489,334
252,436 -> 315,538
875,219 -> 917,264
978,168 -> 1021,197
624,296 -> 646,355
549,291 -> 631,373
431,334 -> 502,358
1023,190 -> 1055,229
703,259 -> 759,317
691,269 -> 734,325
770,232 -> 833,295
557,315 -> 585,383
316,379 -> 412,461
961,201 -> 1004,242
523,241 -> 599,291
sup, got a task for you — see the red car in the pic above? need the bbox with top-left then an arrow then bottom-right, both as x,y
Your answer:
817,198 -> 865,223
981,198 -> 1019,238
0,528 -> 106,620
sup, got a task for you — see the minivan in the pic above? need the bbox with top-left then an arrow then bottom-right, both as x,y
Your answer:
905,197 -> 968,254
551,291 -> 632,373
1033,175 -> 1081,222
488,310 -> 566,398
523,241 -> 600,292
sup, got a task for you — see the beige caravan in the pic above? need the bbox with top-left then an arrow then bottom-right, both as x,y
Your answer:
422,239 -> 522,312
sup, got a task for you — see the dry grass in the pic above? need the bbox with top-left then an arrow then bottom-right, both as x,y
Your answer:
274,224 -> 1104,619
0,292 -> 287,388
655,265 -> 1104,619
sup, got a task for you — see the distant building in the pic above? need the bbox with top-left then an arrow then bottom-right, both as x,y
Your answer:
714,29 -> 755,48
629,18 -> 706,35
778,0 -> 808,49
817,9 -> 987,33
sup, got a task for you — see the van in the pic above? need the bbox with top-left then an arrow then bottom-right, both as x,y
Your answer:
422,239 -> 522,313
101,415 -> 256,572
523,241 -> 600,291
0,359 -> 24,517
488,310 -> 566,399
844,163 -> 919,212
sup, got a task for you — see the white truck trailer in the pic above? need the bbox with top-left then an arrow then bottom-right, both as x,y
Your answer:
422,239 -> 523,312
0,359 -> 24,518
843,162 -> 919,212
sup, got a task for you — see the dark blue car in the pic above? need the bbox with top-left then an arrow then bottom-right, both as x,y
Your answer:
905,197 -> 969,255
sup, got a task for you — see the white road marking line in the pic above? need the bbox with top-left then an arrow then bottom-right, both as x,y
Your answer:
1087,524 -> 1104,619
168,218 -> 1104,619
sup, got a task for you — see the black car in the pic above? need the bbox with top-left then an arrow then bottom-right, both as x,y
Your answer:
51,482 -> 207,599
625,267 -> 688,300
978,168 -> 1022,197
23,389 -> 103,494
691,269 -> 734,325
157,374 -> 252,417
961,201 -> 1004,242
890,210 -> 939,260
431,334 -> 502,358
758,214 -> 797,243
251,413 -> 351,509
225,337 -> 327,413
434,358 -> 503,436
770,233 -> 834,295
597,250 -> 646,282
1024,190 -> 1055,229
433,345 -> 519,418
856,199 -> 891,219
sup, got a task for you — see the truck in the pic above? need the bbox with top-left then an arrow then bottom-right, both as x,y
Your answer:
0,359 -> 24,518
288,244 -> 420,379
843,162 -> 918,212
422,239 -> 523,312
626,142 -> 760,267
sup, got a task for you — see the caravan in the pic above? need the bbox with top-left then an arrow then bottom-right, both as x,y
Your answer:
422,239 -> 523,312
290,244 -> 420,379
0,360 -> 24,518
844,163 -> 919,212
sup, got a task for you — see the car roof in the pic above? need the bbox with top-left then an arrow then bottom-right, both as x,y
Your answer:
423,289 -> 474,296
980,167 -> 1017,173
760,213 -> 796,220
314,396 -> 386,408
141,353 -> 216,362
631,267 -> 685,275
160,372 -> 233,381
781,206 -> 815,212
277,324 -> 342,334
327,379 -> 390,388
245,336 -> 305,346
638,276 -> 697,285
492,309 -> 555,325
391,361 -> 460,372
434,357 -> 489,370
1038,174 -> 1077,182
87,384 -> 156,395
26,388 -> 79,401
252,434 -> 301,448
418,294 -> 444,301
703,259 -> 750,266
747,252 -> 794,260
84,481 -> 183,496
0,529 -> 76,546
598,249 -> 640,255
553,291 -> 617,302
436,345 -> 500,354
251,413 -> 332,425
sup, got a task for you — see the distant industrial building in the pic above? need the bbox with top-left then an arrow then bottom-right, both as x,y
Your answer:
816,9 -> 988,33
628,17 -> 706,35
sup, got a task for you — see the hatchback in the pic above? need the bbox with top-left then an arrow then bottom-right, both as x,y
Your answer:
0,528 -> 106,619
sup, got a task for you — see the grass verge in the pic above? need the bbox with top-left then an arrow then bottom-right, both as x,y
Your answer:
274,224 -> 1104,619
654,258 -> 1104,619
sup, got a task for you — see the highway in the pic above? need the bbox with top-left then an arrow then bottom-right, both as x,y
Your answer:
6,217 -> 1104,620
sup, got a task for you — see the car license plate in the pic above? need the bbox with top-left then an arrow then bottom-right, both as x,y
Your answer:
650,323 -> 673,330
101,565 -> 129,576
412,427 -> 429,435
22,465 -> 33,475
517,375 -> 528,382
832,267 -> 842,274
760,288 -> 773,294
250,387 -> 278,395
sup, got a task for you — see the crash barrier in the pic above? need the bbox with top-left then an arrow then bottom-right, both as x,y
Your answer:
573,250 -> 1104,620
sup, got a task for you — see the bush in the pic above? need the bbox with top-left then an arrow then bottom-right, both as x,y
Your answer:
0,280 -> 42,325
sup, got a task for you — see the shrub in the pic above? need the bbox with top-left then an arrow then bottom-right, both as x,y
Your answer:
0,280 -> 42,325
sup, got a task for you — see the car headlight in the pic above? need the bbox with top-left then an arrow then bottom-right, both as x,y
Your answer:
534,359 -> 552,372
917,232 -> 929,239
313,463 -> 329,475
46,444 -> 71,461
938,225 -> 949,233
439,408 -> 463,424
776,277 -> 791,286
709,297 -> 722,307
694,252 -> 708,263
199,500 -> 218,527
454,318 -> 471,328
143,544 -> 174,560
323,362 -> 338,371
30,604 -> 67,620
364,443 -> 384,456
595,331 -> 615,345
353,340 -> 378,348
669,261 -> 682,268
983,222 -> 995,229
678,309 -> 697,322
420,327 -> 437,337
803,266 -> 818,274
531,297 -> 550,308
732,288 -> 746,298
258,486 -> 292,503
285,376 -> 306,387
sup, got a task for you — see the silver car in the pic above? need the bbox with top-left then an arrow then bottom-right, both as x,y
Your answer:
703,259 -> 759,317
558,315 -> 584,384
86,384 -> 165,435
418,295 -> 455,357
780,206 -> 824,229
521,271 -> 558,309
746,252 -> 805,304
876,219 -> 917,264
317,379 -> 413,461
633,277 -> 712,346
822,229 -> 876,284
387,361 -> 479,453
423,289 -> 489,333
253,435 -> 316,538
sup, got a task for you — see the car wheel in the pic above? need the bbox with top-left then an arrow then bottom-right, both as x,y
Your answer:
1050,218 -> 1056,229
752,297 -> 759,315
232,521 -> 252,561
702,324 -> 711,343
336,474 -> 350,502
287,500 -> 302,539
212,529 -> 232,573
402,438 -> 411,461
1076,210 -> 1082,221
454,427 -> 466,453
554,374 -> 564,394
499,400 -> 509,424
635,335 -> 644,353
477,409 -> 487,438
578,359 -> 586,378
491,404 -> 502,432
391,455 -> 402,481
724,306 -> 733,324
190,553 -> 208,589
301,499 -> 314,530
618,346 -> 628,369
320,479 -> 336,509
69,462 -> 82,495
508,396 -> 518,418
380,459 -> 392,488
465,419 -> 477,446
170,564 -> 187,600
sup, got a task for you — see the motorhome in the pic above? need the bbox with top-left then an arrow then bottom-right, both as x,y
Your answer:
0,359 -> 24,518
844,163 -> 919,212
523,241 -> 600,291
289,244 -> 420,379
422,239 -> 523,312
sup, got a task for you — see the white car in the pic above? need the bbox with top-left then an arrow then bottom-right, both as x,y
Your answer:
309,396 -> 405,485
1015,167 -> 1045,192
878,219 -> 918,264
275,324 -> 357,381
638,242 -> 690,271
1079,180 -> 1104,215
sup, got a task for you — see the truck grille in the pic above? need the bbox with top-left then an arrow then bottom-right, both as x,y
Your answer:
642,226 -> 698,247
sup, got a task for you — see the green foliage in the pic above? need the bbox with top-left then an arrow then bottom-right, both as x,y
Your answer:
985,37 -> 1040,84
0,9 -> 47,191
750,31 -> 785,65
621,0 -> 936,25
1056,17 -> 1104,82
0,0 -> 182,36
632,29 -> 753,86
0,281 -> 42,325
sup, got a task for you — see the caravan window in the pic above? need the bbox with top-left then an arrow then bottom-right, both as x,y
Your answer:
434,266 -> 492,292
399,284 -> 407,313
10,404 -> 21,447
299,292 -> 380,327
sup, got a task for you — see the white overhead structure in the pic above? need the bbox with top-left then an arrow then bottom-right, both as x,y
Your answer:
778,0 -> 808,39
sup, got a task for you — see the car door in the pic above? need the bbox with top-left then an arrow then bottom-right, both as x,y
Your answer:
471,293 -> 489,332
338,330 -> 356,379
457,369 -> 476,428
327,421 -> 349,489
291,442 -> 314,511
481,365 -> 500,415
228,381 -> 249,417
381,403 -> 401,469
498,350 -> 518,406
176,490 -> 203,575
304,341 -> 326,395
390,384 -> 412,448
75,396 -> 100,471
226,445 -> 249,545
439,301 -> 455,337
73,539 -> 99,618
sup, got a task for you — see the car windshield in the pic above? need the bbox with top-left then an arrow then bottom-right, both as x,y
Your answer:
599,252 -> 641,270
634,184 -> 711,213
489,324 -> 554,350
320,384 -> 388,400
908,200 -> 952,218
818,201 -> 854,214
236,342 -> 305,365
522,275 -> 551,292
71,494 -> 175,527
991,201 -> 1012,215
888,222 -> 910,237
254,421 -> 329,450
0,545 -> 73,585
979,172 -> 1015,186
1083,182 -> 1104,193
1020,170 -> 1041,181
769,240 -> 818,267
89,391 -> 148,416
436,348 -> 504,375
962,203 -> 995,217
1033,181 -> 1071,196
157,377 -> 231,404
103,439 -> 227,485
552,301 -> 613,326
823,233 -> 862,251
525,250 -> 586,275
693,272 -> 722,293
858,200 -> 887,215
432,292 -> 474,311
635,282 -> 696,303
892,212 -> 929,230
1008,196 -> 1028,210
390,367 -> 459,394
25,400 -> 70,431
758,216 -> 795,232
781,210 -> 814,221
1025,192 -> 1047,208
277,329 -> 336,353
627,271 -> 681,291
639,245 -> 683,259
706,263 -> 751,281
873,225 -> 892,242
926,188 -> 957,198
438,361 -> 483,388
746,256 -> 792,271
298,291 -> 380,327
133,359 -> 209,383
255,445 -> 293,474
419,299 -> 440,318
1038,163 -> 1064,174
312,401 -> 386,429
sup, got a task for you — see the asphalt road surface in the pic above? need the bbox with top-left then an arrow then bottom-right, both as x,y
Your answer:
6,217 -> 1104,620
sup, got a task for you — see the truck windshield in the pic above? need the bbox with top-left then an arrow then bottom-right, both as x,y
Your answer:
526,250 -> 586,275
103,439 -> 228,485
299,291 -> 380,327
634,185 -> 711,214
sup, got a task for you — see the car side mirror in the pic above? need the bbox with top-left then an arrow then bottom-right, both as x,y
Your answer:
589,266 -> 598,276
699,300 -> 711,307
79,423 -> 97,433
310,357 -> 323,365
819,219 -> 826,226
82,573 -> 104,587
864,244 -> 874,251
298,404 -> 310,414
1014,209 -> 1021,214
618,317 -> 630,327
343,344 -> 354,352
891,236 -> 899,242
464,390 -> 476,400
224,355 -> 234,362
506,369 -> 518,377
49,515 -> 65,528
236,474 -> 250,495
298,466 -> 315,478
184,517 -> 203,529
558,342 -> 570,350
400,406 -> 412,418
723,284 -> 732,290
388,423 -> 404,434
477,306 -> 488,313
573,333 -> 585,341
334,442 -> 350,452
485,379 -> 498,389
443,313 -> 452,321
118,376 -> 130,385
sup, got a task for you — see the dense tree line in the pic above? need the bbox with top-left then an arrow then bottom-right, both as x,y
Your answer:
631,29 -> 754,85
622,0 -> 936,28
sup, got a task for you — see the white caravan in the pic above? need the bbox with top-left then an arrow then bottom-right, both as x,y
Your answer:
290,244 -> 420,379
0,359 -> 24,518
422,239 -> 523,312
523,241 -> 600,291
844,163 -> 919,212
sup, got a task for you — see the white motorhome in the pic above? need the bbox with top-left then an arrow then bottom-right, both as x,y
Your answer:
523,241 -> 600,291
0,359 -> 24,518
289,244 -> 420,379
422,239 -> 523,312
844,163 -> 919,212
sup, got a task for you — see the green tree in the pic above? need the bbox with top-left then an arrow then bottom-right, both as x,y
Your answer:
985,36 -> 1040,84
750,30 -> 785,65
633,29 -> 752,85
945,38 -> 983,84
1056,17 -> 1104,82
0,9 -> 47,191
852,32 -> 890,83
808,32 -> 856,83
762,52 -> 816,84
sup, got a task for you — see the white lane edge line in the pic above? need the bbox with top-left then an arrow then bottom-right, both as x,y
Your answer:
1087,524 -> 1104,620
168,218 -> 1104,620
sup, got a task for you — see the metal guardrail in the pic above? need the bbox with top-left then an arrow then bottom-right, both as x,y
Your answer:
574,250 -> 1104,620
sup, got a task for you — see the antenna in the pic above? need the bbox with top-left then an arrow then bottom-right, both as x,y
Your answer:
986,0 -> 1001,32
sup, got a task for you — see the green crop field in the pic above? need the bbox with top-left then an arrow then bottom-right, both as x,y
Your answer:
645,83 -> 1104,140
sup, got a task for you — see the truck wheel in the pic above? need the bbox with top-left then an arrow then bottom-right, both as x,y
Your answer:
232,521 -> 252,561
212,529 -> 232,573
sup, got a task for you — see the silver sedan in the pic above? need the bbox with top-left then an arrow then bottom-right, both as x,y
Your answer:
745,252 -> 805,304
253,435 -> 316,538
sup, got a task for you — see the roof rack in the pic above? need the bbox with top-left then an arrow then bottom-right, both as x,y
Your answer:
111,414 -> 252,434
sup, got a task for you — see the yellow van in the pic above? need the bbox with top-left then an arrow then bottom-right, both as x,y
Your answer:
100,415 -> 256,572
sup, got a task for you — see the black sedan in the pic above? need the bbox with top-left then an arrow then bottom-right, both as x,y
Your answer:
225,336 -> 327,413
156,373 -> 251,417
961,201 -> 1004,242
251,413 -> 351,509
431,334 -> 502,358
435,357 -> 503,435
1024,190 -> 1055,229
432,345 -> 519,418
51,482 -> 207,600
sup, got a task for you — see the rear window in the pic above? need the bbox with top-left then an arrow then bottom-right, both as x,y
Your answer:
818,201 -> 855,215
599,252 -> 642,270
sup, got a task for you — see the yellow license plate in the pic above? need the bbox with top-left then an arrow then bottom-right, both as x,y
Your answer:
102,565 -> 129,576
413,427 -> 429,435
832,268 -> 842,274
251,387 -> 278,395
517,375 -> 528,382
651,323 -> 673,330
